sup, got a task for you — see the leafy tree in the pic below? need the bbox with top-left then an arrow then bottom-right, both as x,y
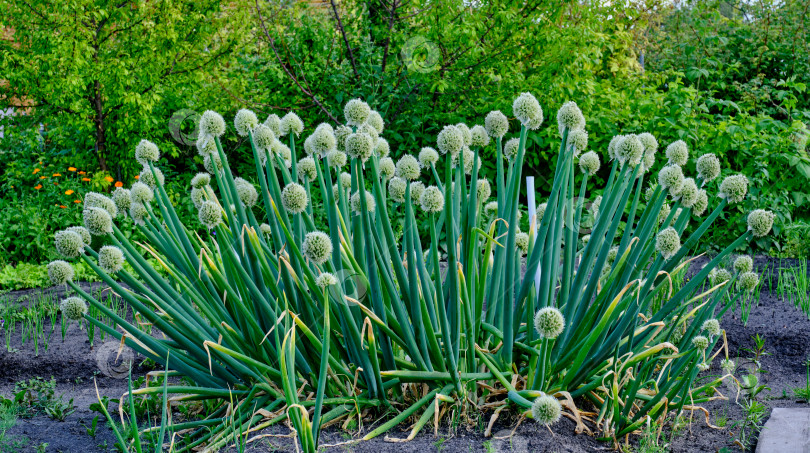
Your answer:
0,0 -> 248,175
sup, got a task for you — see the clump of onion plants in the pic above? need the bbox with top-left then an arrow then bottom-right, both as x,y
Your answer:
54,94 -> 772,452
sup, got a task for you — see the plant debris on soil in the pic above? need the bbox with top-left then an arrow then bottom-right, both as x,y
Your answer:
1,258 -> 809,452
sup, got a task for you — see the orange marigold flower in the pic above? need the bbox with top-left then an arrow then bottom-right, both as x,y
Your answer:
134,175 -> 140,180
82,177 -> 91,182
40,176 -> 47,179
34,184 -> 43,190
78,171 -> 86,175
104,176 -> 114,183
59,205 -> 67,209
65,189 -> 75,195
53,173 -> 62,177
68,167 -> 77,172
74,200 -> 81,204
33,168 -> 41,174
114,181 -> 123,187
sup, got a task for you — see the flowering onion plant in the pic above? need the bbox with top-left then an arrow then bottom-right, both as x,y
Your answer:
49,94 -> 773,451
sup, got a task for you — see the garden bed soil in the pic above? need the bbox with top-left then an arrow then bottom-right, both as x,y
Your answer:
1,257 -> 808,452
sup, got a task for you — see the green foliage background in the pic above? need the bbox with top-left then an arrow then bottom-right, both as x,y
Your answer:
1,0 -> 808,270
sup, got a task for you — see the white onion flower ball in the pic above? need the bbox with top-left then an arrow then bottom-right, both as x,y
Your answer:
367,110 -> 384,134
484,201 -> 498,217
504,138 -> 520,160
135,139 -> 160,166
55,230 -> 84,258
130,182 -> 154,205
112,187 -> 131,215
556,101 -> 585,134
234,109 -> 259,137
537,202 -> 547,222
234,178 -> 258,207
191,173 -> 211,189
316,272 -> 338,289
264,113 -> 281,136
513,92 -> 544,130
437,125 -> 464,156
199,110 -> 226,137
658,164 -> 685,196
617,134 -> 644,168
709,268 -> 732,285
638,133 -> 659,154
516,232 -> 530,255
357,122 -> 378,143
60,297 -> 88,321
418,147 -> 439,169
303,231 -> 333,265
351,190 -> 376,213
327,150 -> 347,168
98,245 -> 125,273
48,260 -> 74,285
64,226 -> 89,246
460,147 -> 476,175
692,335 -> 709,350
665,140 -> 689,166
420,185 -> 444,213
692,189 -> 709,216
531,395 -> 562,425
198,200 -> 222,229
279,112 -> 304,137
339,172 -> 352,189
259,223 -> 272,235
679,177 -> 699,208
738,272 -> 760,292
702,319 -> 721,337
579,151 -> 600,176
374,137 -> 390,158
410,181 -> 425,204
298,156 -> 318,181
191,187 -> 206,209
281,183 -> 308,214
395,155 -> 420,181
747,209 -> 774,237
344,99 -> 370,126
655,227 -> 680,260
485,110 -> 509,138
456,123 -> 472,147
696,153 -> 721,182
335,125 -> 352,151
345,133 -> 374,162
84,207 -> 113,236
311,123 -> 337,155
534,307 -> 565,339
204,153 -> 224,174
130,202 -> 148,226
470,125 -> 490,148
139,167 -> 164,190
567,129 -> 588,156
85,192 -> 118,218
272,141 -> 292,165
388,177 -> 407,203
196,135 -> 217,156
477,179 -> 492,202
734,255 -> 753,274
718,174 -> 748,204
608,135 -> 625,161
379,157 -> 395,179
253,124 -> 276,151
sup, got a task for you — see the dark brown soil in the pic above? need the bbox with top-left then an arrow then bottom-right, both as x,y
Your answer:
1,257 -> 809,453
